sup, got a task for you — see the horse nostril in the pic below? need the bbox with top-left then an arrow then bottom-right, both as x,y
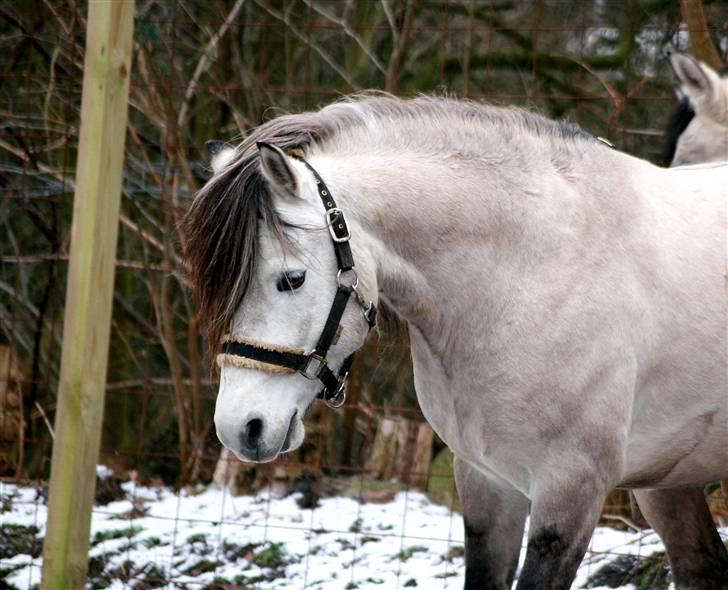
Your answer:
243,418 -> 264,450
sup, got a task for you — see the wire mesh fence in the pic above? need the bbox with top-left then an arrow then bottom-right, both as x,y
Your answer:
1,0 -> 727,588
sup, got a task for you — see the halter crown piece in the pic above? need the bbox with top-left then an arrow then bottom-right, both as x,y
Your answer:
216,144 -> 377,408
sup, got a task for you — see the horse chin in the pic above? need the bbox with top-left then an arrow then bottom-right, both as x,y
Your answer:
233,447 -> 279,464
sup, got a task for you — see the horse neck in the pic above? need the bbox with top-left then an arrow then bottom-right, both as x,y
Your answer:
310,149 -> 570,341
309,145 -> 651,357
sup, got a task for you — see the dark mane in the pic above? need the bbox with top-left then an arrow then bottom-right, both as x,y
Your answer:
181,156 -> 275,355
181,95 -> 599,353
663,96 -> 695,166
180,110 -> 348,353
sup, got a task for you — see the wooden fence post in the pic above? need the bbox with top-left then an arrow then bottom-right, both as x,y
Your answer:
40,2 -> 134,588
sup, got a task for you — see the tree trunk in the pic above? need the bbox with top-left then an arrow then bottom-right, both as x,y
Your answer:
680,0 -> 722,68
367,416 -> 434,489
212,446 -> 239,493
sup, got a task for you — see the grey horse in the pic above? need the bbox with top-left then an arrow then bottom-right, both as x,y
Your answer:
665,53 -> 728,166
182,96 -> 728,589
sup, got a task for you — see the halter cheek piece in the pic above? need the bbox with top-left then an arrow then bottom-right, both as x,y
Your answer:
217,145 -> 377,408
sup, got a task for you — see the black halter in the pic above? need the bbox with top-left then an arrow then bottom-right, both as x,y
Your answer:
219,145 -> 377,408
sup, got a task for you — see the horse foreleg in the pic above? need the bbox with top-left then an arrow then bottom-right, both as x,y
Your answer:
515,463 -> 611,590
634,487 -> 728,589
454,456 -> 529,590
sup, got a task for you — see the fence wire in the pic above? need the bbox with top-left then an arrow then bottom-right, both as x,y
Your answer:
1,0 -> 727,588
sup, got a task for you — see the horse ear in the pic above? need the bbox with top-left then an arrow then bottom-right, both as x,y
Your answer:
670,54 -> 720,105
257,142 -> 298,198
206,140 -> 236,174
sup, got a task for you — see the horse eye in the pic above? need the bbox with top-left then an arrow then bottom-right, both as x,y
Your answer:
276,270 -> 306,292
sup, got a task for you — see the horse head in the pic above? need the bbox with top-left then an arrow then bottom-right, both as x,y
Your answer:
668,53 -> 728,166
184,139 -> 377,463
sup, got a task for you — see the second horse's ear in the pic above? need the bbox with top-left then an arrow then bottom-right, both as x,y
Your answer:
670,53 -> 721,107
206,140 -> 236,174
257,142 -> 298,198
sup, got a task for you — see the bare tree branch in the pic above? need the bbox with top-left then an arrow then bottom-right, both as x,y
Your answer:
255,0 -> 359,91
176,0 -> 247,129
302,0 -> 387,75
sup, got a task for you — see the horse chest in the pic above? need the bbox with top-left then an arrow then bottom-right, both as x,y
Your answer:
408,326 -> 533,492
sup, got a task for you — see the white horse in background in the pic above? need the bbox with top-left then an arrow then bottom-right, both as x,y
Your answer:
665,52 -> 728,166
182,96 -> 728,589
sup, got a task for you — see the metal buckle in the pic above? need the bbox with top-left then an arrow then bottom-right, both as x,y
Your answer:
347,281 -> 376,327
597,136 -> 615,149
326,208 -> 351,243
301,353 -> 326,380
363,303 -> 377,328
325,375 -> 348,408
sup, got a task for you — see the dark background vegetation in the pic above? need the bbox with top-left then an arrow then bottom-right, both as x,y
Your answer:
1,0 -> 726,493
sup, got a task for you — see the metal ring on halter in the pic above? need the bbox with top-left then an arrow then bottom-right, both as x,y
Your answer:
336,268 -> 358,290
325,378 -> 347,408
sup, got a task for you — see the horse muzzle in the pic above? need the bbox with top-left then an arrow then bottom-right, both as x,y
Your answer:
218,409 -> 301,463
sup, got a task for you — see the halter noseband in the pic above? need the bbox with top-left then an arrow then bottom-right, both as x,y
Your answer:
216,145 -> 377,408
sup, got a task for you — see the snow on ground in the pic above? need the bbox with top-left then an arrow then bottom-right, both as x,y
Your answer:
1,472 -> 724,589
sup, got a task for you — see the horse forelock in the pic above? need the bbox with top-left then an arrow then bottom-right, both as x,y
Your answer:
182,94 -> 600,353
180,101 -> 371,353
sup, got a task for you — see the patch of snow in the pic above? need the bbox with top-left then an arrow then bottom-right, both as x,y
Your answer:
1,479 -> 725,589
96,464 -> 114,479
